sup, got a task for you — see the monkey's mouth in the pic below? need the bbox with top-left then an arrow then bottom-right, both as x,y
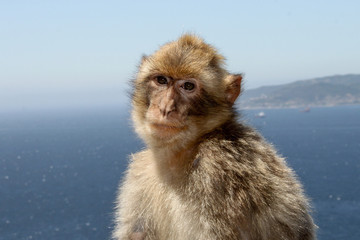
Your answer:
151,123 -> 185,131
149,123 -> 186,138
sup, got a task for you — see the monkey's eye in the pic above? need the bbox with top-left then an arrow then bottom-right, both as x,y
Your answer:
183,82 -> 195,91
156,76 -> 168,85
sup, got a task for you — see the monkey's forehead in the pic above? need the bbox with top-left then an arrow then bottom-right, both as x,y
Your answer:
146,54 -> 215,79
142,40 -> 225,79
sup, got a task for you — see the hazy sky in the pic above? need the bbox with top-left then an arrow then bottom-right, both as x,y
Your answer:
1,1 -> 359,111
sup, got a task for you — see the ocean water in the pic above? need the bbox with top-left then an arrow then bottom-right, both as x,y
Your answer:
0,105 -> 359,240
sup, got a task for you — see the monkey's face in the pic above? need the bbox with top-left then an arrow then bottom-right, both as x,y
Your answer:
145,75 -> 197,140
133,75 -> 227,147
132,72 -> 240,148
131,35 -> 242,148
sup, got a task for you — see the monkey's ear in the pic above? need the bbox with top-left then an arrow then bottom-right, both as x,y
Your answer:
225,74 -> 242,105
140,55 -> 148,65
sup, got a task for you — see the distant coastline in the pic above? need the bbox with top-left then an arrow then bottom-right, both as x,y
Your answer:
239,104 -> 360,110
239,74 -> 360,109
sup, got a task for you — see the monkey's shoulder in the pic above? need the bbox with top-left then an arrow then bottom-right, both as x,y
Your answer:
196,123 -> 294,187
199,122 -> 278,162
124,150 -> 155,181
130,149 -> 151,162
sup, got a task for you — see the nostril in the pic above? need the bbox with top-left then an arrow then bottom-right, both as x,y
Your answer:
166,105 -> 176,117
159,108 -> 166,117
166,109 -> 174,117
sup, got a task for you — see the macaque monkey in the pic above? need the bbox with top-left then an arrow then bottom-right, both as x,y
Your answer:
113,34 -> 316,240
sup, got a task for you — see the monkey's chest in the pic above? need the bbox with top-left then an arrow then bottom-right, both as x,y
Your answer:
145,183 -> 205,240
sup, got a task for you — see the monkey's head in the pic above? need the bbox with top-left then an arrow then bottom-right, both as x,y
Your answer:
132,34 -> 242,149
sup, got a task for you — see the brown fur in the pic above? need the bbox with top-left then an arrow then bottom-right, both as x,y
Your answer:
113,34 -> 316,240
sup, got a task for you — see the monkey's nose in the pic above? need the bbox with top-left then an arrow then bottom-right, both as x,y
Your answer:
161,106 -> 175,117
159,99 -> 176,117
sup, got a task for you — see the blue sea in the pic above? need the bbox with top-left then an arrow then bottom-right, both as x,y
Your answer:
0,105 -> 359,240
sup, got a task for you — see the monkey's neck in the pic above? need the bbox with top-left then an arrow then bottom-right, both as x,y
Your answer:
150,142 -> 198,183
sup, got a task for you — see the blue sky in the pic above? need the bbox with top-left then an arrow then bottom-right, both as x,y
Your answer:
1,1 -> 359,111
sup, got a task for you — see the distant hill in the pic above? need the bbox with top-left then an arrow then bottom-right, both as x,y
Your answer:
239,74 -> 360,109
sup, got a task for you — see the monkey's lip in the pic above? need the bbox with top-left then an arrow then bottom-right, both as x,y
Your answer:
149,123 -> 187,138
149,123 -> 185,138
150,123 -> 185,131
